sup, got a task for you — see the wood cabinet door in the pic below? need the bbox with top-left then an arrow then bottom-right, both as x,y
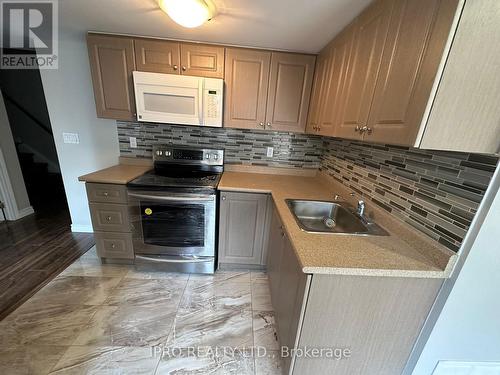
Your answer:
335,0 -> 394,139
305,51 -> 329,134
180,43 -> 224,78
265,52 -> 316,133
266,208 -> 285,304
367,0 -> 460,146
224,48 -> 271,129
319,26 -> 355,137
134,38 -> 180,74
218,192 -> 269,265
87,34 -> 136,120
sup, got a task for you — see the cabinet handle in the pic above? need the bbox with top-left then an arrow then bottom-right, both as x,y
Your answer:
173,65 -> 178,70
266,122 -> 272,129
366,127 -> 373,134
182,66 -> 187,71
258,122 -> 265,128
355,126 -> 360,132
111,243 -> 116,249
106,216 -> 112,221
221,196 -> 226,201
103,192 -> 108,197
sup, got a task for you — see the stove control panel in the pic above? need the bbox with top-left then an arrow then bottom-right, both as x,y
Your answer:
153,145 -> 224,166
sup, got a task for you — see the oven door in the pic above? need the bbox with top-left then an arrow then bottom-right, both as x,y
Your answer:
128,191 -> 216,258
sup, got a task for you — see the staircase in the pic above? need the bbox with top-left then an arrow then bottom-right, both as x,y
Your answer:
17,150 -> 66,211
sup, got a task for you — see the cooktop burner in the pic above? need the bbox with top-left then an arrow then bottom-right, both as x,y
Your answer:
127,170 -> 222,189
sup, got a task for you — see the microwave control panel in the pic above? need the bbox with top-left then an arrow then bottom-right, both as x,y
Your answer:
203,78 -> 224,127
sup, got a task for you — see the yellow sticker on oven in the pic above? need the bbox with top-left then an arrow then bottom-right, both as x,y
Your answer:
144,208 -> 152,215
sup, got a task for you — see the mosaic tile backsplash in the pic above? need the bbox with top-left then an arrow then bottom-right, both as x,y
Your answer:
321,139 -> 498,252
117,121 -> 323,169
117,121 -> 498,252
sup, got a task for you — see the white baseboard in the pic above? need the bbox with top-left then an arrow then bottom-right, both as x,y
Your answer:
433,361 -> 500,375
15,206 -> 34,220
71,224 -> 94,233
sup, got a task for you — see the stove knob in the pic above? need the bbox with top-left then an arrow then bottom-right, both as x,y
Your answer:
205,154 -> 210,159
213,154 -> 218,160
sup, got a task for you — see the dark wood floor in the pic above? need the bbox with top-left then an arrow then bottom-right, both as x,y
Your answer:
0,206 -> 95,320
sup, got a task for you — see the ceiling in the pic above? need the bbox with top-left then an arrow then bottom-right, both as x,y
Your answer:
60,0 -> 372,53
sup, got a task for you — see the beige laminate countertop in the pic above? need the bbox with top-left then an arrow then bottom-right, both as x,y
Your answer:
78,164 -> 152,184
219,171 -> 457,278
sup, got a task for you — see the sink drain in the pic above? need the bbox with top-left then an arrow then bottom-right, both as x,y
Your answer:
324,218 -> 336,228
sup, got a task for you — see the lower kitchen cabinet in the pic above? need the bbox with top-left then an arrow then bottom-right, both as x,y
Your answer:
264,202 -> 443,375
218,191 -> 271,267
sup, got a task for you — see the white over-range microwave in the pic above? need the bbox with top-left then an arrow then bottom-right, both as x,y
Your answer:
133,71 -> 223,127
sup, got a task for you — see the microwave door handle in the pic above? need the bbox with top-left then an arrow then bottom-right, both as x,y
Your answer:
128,193 -> 214,202
199,78 -> 204,126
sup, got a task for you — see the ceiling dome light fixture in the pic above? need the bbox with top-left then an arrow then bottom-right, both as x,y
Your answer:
157,0 -> 217,28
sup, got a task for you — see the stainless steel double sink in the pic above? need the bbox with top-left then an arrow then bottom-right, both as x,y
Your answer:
286,199 -> 389,236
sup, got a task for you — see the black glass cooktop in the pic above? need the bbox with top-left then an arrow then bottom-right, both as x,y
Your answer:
127,170 -> 222,189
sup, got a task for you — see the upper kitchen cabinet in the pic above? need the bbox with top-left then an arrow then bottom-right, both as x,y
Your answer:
366,0 -> 460,145
87,33 -> 136,121
134,38 -> 180,74
335,0 -> 394,140
180,43 -> 224,78
417,0 -> 500,154
224,48 -> 271,130
265,52 -> 316,132
305,50 -> 329,134
316,26 -> 355,137
225,48 -> 316,132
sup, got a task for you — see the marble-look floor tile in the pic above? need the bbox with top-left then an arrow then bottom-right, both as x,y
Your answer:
251,280 -> 273,311
251,271 -> 268,281
168,307 -> 253,349
73,304 -> 177,347
255,351 -> 283,375
155,348 -> 254,375
27,275 -> 121,306
189,270 -> 251,286
104,278 -> 186,308
0,303 -> 98,346
49,346 -> 159,375
0,345 -> 68,375
253,311 -> 279,350
180,278 -> 251,311
125,266 -> 190,281
60,259 -> 131,278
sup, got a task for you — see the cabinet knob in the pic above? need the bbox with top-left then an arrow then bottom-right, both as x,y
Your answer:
361,126 -> 368,133
266,122 -> 272,128
355,126 -> 360,132
221,196 -> 226,201
366,127 -> 373,134
111,243 -> 116,249
106,216 -> 112,221
258,122 -> 265,128
103,192 -> 108,197
173,65 -> 178,70
182,66 -> 187,71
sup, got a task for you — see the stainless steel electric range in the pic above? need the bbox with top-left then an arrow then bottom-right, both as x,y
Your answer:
127,145 -> 224,274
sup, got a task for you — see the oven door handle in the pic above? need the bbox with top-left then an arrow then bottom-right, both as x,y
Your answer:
135,255 -> 213,263
128,193 -> 214,202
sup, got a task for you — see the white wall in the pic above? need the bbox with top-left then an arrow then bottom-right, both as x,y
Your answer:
39,29 -> 119,232
412,172 -> 500,374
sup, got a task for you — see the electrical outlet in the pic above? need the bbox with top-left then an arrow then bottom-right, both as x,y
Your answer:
62,132 -> 79,144
129,137 -> 137,148
266,147 -> 274,157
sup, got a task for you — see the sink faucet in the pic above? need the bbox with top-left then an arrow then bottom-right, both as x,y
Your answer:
357,200 -> 366,218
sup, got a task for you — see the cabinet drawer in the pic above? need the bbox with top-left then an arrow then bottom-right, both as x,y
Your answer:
86,183 -> 128,204
89,203 -> 130,232
95,232 -> 134,259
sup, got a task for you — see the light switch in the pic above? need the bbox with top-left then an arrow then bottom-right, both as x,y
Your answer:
62,132 -> 79,144
129,137 -> 137,148
266,147 -> 274,157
